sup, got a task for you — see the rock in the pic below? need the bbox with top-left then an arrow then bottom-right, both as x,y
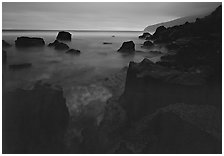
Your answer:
112,35 -> 115,37
143,41 -> 153,47
3,50 -> 7,63
2,82 -> 69,153
103,42 -> 112,44
9,63 -> 32,70
56,31 -> 72,41
3,40 -> 11,48
48,40 -> 69,50
15,37 -> 45,47
121,58 -> 221,120
152,26 -> 166,39
139,32 -> 151,39
66,49 -> 81,55
117,41 -> 135,53
149,50 -> 162,54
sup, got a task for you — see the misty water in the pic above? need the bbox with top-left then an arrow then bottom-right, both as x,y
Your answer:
2,30 -> 167,120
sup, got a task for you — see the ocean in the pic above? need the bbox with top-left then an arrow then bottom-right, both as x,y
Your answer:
2,30 -> 167,116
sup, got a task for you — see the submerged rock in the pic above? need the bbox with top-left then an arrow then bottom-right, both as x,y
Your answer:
2,82 -> 69,153
48,40 -> 69,50
3,40 -> 11,48
9,63 -> 32,70
66,49 -> 81,55
56,31 -> 72,41
117,41 -> 135,53
15,37 -> 45,47
103,42 -> 112,44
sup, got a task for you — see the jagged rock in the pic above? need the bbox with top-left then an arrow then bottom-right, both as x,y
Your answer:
66,49 -> 81,55
121,58 -> 221,120
2,82 -> 69,153
3,40 -> 11,48
48,40 -> 69,50
56,31 -> 72,41
9,63 -> 32,70
143,41 -> 153,47
139,32 -> 151,39
117,41 -> 135,53
15,37 -> 45,47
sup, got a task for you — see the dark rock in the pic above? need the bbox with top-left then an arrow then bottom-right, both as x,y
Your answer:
3,50 -> 7,63
117,41 -> 135,53
112,35 -> 115,37
139,32 -> 151,39
103,42 -> 112,44
9,63 -> 32,70
152,26 -> 166,38
2,82 -> 69,153
56,31 -> 71,41
48,40 -> 69,50
121,58 -> 221,120
66,49 -> 81,55
143,41 -> 153,47
15,37 -> 45,47
3,40 -> 11,48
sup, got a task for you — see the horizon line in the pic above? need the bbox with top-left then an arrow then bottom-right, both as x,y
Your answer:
2,29 -> 143,32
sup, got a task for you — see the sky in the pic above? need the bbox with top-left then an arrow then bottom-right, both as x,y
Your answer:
2,2 -> 221,31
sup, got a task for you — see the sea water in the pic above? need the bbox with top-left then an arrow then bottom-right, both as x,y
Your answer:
2,30 -> 167,116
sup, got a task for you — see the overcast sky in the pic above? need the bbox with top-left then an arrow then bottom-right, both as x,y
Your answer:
2,2 -> 221,31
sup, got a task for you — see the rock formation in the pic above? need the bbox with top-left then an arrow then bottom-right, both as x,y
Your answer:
2,82 -> 69,153
56,31 -> 72,41
138,32 -> 151,39
117,41 -> 135,53
48,40 -> 69,50
143,40 -> 153,47
15,37 -> 45,47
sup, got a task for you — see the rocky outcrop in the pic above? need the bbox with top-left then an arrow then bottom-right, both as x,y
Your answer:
9,63 -> 32,70
66,49 -> 81,55
143,41 -> 153,47
121,58 -> 221,120
2,82 -> 69,153
117,41 -> 135,53
139,32 -> 151,39
48,40 -> 69,50
15,37 -> 45,47
3,40 -> 11,48
56,31 -> 72,41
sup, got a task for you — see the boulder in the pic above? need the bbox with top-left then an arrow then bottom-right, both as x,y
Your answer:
153,26 -> 166,38
48,40 -> 69,50
139,32 -> 151,39
9,63 -> 32,70
2,82 -> 69,153
117,41 -> 135,53
15,37 -> 45,47
143,41 -> 153,47
3,40 -> 11,48
66,49 -> 81,55
56,31 -> 72,41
